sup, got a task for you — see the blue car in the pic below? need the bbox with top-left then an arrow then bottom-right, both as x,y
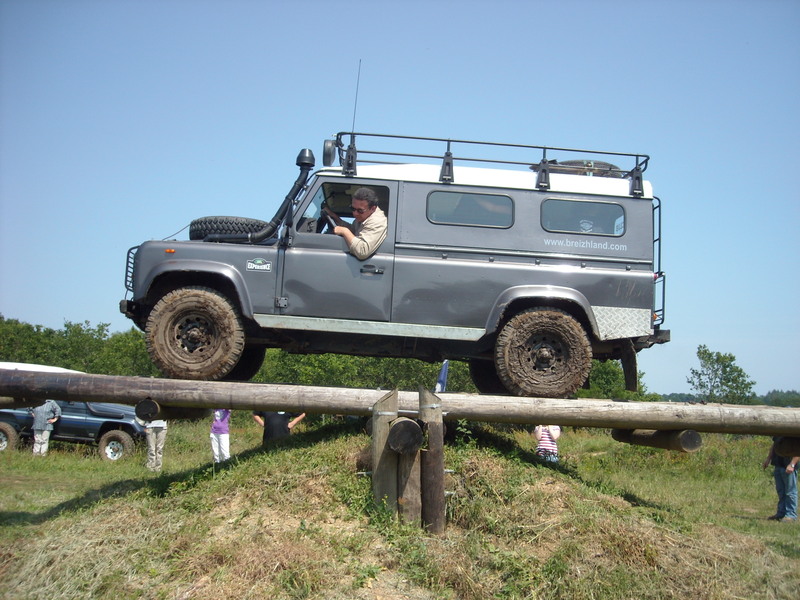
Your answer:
0,362 -> 145,461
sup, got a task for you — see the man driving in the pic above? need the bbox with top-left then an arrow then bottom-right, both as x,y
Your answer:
323,187 -> 387,260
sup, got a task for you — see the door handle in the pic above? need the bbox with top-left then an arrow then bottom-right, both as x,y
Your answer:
360,264 -> 385,275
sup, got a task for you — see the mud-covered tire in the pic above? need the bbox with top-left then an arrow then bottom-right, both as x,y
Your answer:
146,286 -> 245,380
0,422 -> 19,451
98,429 -> 135,461
189,216 -> 269,240
468,358 -> 509,395
494,308 -> 591,398
222,345 -> 266,381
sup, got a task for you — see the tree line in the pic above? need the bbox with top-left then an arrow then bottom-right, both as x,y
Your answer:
1,315 -> 796,405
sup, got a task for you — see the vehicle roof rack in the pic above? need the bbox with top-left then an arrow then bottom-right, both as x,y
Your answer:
323,132 -> 650,191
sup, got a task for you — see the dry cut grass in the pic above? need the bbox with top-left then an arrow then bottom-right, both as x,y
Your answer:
1,420 -> 798,600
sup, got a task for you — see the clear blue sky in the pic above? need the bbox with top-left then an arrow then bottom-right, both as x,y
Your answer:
1,0 -> 798,395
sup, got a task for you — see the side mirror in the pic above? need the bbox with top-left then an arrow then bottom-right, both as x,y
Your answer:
322,139 -> 337,167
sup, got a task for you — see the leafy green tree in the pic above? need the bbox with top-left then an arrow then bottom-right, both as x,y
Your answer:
95,329 -> 160,376
0,316 -> 157,377
763,389 -> 800,408
0,315 -> 60,366
54,320 -> 110,373
577,359 -> 660,401
253,350 -> 475,392
687,344 -> 756,404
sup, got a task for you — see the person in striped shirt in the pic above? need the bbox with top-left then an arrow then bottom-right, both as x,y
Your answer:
534,425 -> 561,463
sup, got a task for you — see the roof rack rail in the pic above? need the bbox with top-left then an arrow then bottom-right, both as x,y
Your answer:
323,132 -> 650,189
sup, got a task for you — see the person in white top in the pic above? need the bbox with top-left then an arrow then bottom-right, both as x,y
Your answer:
144,419 -> 168,472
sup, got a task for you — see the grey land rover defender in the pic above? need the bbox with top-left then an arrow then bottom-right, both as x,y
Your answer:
120,132 -> 668,398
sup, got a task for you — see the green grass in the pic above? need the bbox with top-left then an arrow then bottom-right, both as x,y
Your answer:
1,416 -> 798,600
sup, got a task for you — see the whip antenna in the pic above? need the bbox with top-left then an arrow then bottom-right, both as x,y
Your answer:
351,59 -> 362,132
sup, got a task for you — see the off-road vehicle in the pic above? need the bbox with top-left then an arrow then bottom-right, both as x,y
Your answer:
121,132 -> 669,397
0,362 -> 145,460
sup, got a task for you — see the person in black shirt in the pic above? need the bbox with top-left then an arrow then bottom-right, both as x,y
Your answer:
252,411 -> 306,446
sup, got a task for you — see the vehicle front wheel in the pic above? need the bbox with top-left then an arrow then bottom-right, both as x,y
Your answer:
98,430 -> 135,461
146,286 -> 245,380
0,422 -> 19,451
494,308 -> 591,398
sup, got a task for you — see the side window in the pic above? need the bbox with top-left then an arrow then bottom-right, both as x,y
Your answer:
541,199 -> 624,236
295,183 -> 390,234
427,191 -> 513,228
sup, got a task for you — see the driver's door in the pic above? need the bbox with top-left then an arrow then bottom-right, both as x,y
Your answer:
279,179 -> 396,322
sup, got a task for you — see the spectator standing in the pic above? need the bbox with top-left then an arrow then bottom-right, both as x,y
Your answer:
534,425 -> 561,464
210,409 -> 231,463
30,399 -> 61,456
763,437 -> 799,523
252,411 -> 306,446
144,418 -> 168,472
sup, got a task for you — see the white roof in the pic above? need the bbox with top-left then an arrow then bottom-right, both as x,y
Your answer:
0,362 -> 82,374
315,163 -> 653,198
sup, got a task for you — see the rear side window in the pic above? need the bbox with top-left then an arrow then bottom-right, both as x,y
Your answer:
541,199 -> 625,236
428,191 -> 513,228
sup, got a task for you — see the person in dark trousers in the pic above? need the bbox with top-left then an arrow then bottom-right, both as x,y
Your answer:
252,411 -> 306,445
763,437 -> 799,523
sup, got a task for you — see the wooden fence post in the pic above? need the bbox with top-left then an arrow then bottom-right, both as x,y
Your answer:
389,417 -> 423,525
419,387 -> 445,534
371,390 -> 398,512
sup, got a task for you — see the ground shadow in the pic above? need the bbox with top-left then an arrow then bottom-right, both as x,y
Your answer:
0,419 -> 363,527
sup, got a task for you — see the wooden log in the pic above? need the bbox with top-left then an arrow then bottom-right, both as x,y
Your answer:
387,417 -> 424,455
774,437 -> 800,458
371,390 -> 398,512
0,396 -> 40,408
134,398 -> 211,421
419,387 -> 445,534
611,429 -> 703,453
397,451 -> 422,525
1,369 -> 799,436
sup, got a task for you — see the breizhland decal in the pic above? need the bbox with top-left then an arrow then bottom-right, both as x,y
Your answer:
246,258 -> 272,272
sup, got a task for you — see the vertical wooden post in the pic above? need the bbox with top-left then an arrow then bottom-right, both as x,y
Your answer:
371,390 -> 398,512
391,417 -> 423,525
419,387 -> 445,534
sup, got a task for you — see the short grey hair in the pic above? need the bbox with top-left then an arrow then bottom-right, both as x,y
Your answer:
352,187 -> 378,208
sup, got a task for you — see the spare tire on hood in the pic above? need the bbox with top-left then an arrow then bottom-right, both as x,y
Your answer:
189,216 -> 270,240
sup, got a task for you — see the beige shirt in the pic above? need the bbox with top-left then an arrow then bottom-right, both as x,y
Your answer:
348,207 -> 387,260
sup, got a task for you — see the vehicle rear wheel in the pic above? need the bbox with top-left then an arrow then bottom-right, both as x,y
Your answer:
146,286 -> 245,380
494,308 -> 591,398
468,358 -> 509,395
0,422 -> 19,451
223,345 -> 266,381
98,430 -> 135,461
